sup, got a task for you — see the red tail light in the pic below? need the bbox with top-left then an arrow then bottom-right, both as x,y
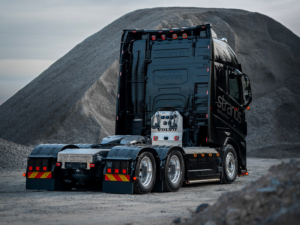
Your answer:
56,162 -> 61,167
36,166 -> 40,171
174,136 -> 179,141
153,136 -> 158,141
151,35 -> 156,41
115,169 -> 119,174
161,35 -> 166,40
122,169 -> 127,174
107,168 -> 112,173
90,163 -> 95,168
29,166 -> 33,171
43,167 -> 47,171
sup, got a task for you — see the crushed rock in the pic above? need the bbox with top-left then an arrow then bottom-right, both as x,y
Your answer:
175,159 -> 300,225
0,138 -> 31,171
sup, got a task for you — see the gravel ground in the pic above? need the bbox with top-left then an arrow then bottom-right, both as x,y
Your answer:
0,158 -> 292,225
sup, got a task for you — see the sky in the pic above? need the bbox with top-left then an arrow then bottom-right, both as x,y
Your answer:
0,0 -> 299,105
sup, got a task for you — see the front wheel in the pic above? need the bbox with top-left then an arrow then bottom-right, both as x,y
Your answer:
163,150 -> 185,192
133,152 -> 156,194
222,145 -> 238,184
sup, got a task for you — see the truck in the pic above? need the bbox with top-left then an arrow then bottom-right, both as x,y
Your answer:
24,24 -> 252,194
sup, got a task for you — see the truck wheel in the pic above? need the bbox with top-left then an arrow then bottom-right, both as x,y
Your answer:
222,145 -> 238,184
133,152 -> 156,194
163,150 -> 185,192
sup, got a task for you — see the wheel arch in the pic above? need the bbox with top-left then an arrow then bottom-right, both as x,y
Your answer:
223,137 -> 243,174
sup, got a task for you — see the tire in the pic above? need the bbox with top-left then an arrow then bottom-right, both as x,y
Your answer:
163,150 -> 185,192
222,145 -> 238,184
133,152 -> 156,194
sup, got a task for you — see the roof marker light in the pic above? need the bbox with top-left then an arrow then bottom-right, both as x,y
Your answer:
182,33 -> 187,39
202,26 -> 205,28
181,29 -> 184,31
158,31 -> 163,33
132,31 -> 137,33
172,34 -> 177,39
170,30 -> 174,32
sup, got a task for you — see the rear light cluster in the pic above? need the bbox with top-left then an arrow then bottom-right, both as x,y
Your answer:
106,161 -> 129,175
28,158 -> 50,171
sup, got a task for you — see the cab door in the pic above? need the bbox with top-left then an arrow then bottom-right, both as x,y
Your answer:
227,69 -> 246,137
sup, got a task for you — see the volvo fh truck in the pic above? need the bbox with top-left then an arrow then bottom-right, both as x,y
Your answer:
25,24 -> 252,194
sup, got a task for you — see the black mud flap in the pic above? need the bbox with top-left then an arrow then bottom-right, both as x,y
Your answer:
152,180 -> 164,192
26,179 -> 55,191
102,181 -> 133,194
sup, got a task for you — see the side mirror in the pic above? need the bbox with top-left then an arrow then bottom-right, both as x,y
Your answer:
242,74 -> 252,108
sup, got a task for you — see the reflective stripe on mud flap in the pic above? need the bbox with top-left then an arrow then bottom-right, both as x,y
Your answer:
105,174 -> 130,182
28,172 -> 52,179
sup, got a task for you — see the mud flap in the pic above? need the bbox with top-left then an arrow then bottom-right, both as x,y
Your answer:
26,179 -> 55,190
102,181 -> 133,194
152,180 -> 164,192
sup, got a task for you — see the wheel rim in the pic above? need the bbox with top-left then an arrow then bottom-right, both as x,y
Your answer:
139,156 -> 153,187
226,152 -> 236,179
168,155 -> 181,184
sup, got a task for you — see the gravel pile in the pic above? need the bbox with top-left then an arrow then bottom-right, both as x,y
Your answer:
0,7 -> 299,158
174,159 -> 300,225
0,138 -> 31,171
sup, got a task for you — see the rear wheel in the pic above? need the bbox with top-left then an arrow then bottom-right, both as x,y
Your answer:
133,152 -> 156,194
163,150 -> 185,192
222,145 -> 238,184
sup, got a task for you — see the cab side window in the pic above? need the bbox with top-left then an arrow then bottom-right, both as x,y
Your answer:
228,74 -> 242,104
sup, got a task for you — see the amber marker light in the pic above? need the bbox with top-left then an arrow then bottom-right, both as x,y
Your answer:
209,153 -> 212,157
247,106 -> 250,110
246,172 -> 249,175
216,153 -> 220,157
201,154 -> 205,157
172,34 -> 177,39
182,33 -> 187,39
133,177 -> 137,181
23,173 -> 26,177
194,154 -> 197,157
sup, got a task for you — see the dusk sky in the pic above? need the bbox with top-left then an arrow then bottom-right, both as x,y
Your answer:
0,0 -> 299,105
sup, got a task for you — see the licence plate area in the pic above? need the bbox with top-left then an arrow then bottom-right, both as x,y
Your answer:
65,162 -> 87,169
